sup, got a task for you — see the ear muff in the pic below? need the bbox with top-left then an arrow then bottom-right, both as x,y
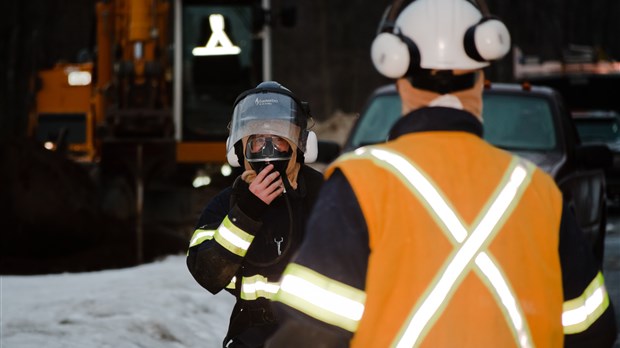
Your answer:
373,0 -> 509,75
226,137 -> 241,167
303,131 -> 318,164
371,30 -> 420,79
463,17 -> 511,62
371,0 -> 421,79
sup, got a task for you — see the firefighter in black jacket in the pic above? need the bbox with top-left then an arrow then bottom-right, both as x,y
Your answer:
187,81 -> 324,348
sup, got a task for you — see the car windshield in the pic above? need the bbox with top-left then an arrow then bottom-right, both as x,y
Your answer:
350,91 -> 558,152
573,118 -> 620,143
482,94 -> 557,151
350,94 -> 401,148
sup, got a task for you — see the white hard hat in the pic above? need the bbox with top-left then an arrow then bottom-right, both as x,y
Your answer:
371,0 -> 511,78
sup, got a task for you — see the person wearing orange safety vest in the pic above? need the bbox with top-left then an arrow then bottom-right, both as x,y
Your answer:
187,82 -> 324,347
266,0 -> 617,347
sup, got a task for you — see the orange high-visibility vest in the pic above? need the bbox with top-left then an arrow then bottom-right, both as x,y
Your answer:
330,131 -> 564,347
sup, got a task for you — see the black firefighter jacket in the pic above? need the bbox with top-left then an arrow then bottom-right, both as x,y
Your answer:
187,164 -> 323,347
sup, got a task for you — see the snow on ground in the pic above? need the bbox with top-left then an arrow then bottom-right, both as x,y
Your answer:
0,112 -> 357,348
1,255 -> 235,348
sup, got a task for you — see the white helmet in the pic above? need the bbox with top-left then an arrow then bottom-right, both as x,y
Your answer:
371,0 -> 511,78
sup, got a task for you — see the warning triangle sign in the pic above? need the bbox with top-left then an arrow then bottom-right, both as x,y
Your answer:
193,14 -> 241,56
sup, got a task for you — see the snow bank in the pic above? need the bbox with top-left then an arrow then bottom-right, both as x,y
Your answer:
1,255 -> 235,348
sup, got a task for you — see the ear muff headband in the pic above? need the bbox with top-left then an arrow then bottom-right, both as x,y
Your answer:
381,0 -> 492,32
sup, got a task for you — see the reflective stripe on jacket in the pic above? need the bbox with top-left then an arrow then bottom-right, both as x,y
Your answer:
188,228 -> 282,300
187,216 -> 255,258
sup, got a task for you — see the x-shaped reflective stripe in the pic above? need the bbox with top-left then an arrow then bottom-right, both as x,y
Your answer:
345,147 -> 534,348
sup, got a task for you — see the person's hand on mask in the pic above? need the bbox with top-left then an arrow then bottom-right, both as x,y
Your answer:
249,164 -> 284,205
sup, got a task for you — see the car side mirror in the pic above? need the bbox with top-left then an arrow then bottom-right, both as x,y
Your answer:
316,140 -> 341,164
575,144 -> 613,170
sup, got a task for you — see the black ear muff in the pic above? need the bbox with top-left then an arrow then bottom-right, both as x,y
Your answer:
463,17 -> 510,62
397,31 -> 420,75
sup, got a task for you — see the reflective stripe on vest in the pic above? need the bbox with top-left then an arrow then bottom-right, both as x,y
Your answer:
214,216 -> 254,257
342,147 -> 535,348
562,271 -> 610,334
275,263 -> 367,332
240,274 -> 281,300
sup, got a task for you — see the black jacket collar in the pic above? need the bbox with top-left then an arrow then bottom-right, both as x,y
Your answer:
388,107 -> 483,141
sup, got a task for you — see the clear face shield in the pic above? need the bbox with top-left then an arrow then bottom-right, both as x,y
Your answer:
227,89 -> 309,173
228,90 -> 308,155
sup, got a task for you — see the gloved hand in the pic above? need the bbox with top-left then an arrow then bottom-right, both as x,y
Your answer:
248,164 -> 284,204
237,164 -> 282,220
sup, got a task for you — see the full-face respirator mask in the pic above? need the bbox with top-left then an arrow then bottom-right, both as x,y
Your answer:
245,134 -> 292,175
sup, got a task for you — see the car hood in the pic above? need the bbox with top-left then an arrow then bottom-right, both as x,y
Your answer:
511,150 -> 564,178
607,141 -> 620,152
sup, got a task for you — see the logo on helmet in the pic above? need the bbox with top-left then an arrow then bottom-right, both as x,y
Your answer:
255,97 -> 279,106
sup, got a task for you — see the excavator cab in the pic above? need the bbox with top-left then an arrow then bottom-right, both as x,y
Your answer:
181,3 -> 261,142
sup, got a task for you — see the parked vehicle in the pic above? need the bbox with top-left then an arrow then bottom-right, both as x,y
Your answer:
571,110 -> 620,204
345,82 -> 611,266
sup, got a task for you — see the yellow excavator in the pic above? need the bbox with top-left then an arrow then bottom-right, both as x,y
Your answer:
25,0 -> 282,265
30,0 -> 274,165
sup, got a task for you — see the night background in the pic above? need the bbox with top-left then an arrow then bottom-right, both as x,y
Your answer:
2,0 -> 619,135
0,1 -> 619,345
0,0 -> 619,271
